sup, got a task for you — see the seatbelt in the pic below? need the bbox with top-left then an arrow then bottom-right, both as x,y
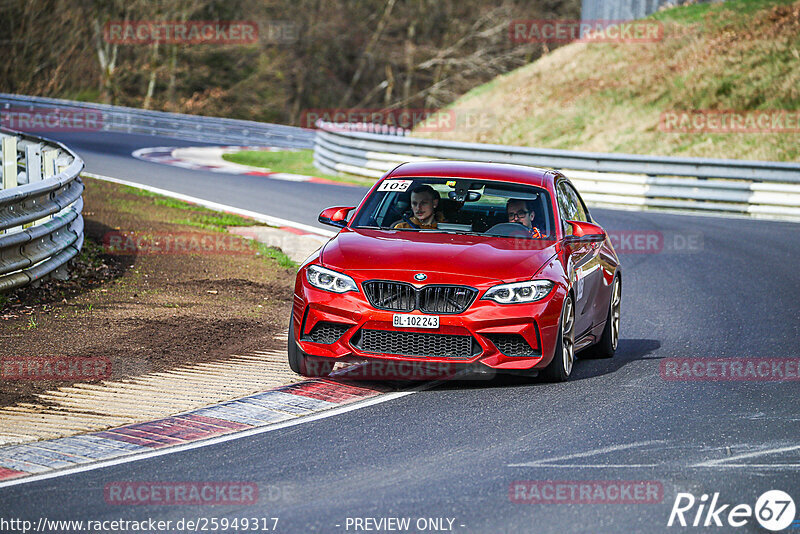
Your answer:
402,214 -> 421,229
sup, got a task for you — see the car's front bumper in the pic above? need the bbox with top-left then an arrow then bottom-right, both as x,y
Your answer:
292,277 -> 566,375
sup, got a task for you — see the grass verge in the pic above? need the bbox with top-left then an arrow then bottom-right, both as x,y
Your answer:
121,184 -> 296,267
222,148 -> 377,186
0,177 -> 298,407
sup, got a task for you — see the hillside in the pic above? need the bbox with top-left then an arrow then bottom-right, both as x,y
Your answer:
415,0 -> 800,161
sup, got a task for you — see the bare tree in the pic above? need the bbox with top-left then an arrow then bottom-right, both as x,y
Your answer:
338,0 -> 397,107
0,0 -> 580,123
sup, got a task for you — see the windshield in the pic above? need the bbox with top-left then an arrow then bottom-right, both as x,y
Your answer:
351,177 -> 555,239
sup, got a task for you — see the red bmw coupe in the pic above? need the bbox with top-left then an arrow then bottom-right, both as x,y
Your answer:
289,161 -> 621,382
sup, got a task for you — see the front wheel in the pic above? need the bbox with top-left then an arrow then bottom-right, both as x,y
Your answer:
542,293 -> 575,382
287,316 -> 334,377
287,316 -> 304,374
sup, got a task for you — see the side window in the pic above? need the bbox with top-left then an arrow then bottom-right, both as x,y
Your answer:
559,182 -> 588,222
556,182 -> 576,234
566,184 -> 588,223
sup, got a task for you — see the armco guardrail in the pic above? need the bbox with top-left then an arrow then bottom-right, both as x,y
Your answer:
0,93 -> 315,149
0,128 -> 84,292
314,122 -> 800,220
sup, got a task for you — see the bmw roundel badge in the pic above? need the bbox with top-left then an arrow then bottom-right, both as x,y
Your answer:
414,273 -> 427,281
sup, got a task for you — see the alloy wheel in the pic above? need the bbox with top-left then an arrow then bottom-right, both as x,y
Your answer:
562,296 -> 575,376
610,278 -> 621,351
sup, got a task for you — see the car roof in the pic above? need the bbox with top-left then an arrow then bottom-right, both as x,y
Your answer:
385,160 -> 557,189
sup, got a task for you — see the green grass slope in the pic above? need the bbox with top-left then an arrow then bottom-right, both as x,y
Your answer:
415,0 -> 800,161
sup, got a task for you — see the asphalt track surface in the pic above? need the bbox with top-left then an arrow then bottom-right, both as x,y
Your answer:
1,131 -> 798,533
44,131 -> 368,231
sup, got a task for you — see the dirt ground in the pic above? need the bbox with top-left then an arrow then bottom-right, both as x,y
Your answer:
0,177 -> 296,407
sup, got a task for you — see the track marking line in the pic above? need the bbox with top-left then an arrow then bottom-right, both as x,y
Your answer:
0,363 -> 482,487
507,440 -> 667,468
0,390 -> 415,489
509,463 -> 661,468
693,444 -> 800,467
695,464 -> 800,469
507,442 -> 800,470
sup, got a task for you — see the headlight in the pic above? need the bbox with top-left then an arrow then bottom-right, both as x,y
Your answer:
482,280 -> 553,304
306,265 -> 358,293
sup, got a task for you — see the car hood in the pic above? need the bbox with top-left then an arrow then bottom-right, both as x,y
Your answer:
321,228 -> 558,284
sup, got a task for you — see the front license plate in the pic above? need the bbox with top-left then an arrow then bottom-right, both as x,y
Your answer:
393,314 -> 439,329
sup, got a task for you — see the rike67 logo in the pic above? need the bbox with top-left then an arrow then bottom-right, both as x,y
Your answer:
668,490 -> 796,531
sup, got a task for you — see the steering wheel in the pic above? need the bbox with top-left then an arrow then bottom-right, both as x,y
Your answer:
485,222 -> 536,237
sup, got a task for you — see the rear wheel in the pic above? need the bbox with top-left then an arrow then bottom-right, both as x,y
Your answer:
582,276 -> 620,359
542,294 -> 575,382
287,316 -> 334,377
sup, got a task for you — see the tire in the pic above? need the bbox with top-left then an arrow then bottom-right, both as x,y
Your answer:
542,293 -> 575,382
287,316 -> 303,374
288,315 -> 335,378
582,276 -> 620,359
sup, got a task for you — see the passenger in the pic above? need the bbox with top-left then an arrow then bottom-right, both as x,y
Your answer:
506,198 -> 542,238
393,185 -> 446,229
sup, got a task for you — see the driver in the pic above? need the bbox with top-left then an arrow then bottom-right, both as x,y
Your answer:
506,198 -> 542,238
393,185 -> 446,229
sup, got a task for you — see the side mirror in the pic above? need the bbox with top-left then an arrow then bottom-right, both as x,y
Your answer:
318,206 -> 355,228
564,220 -> 606,245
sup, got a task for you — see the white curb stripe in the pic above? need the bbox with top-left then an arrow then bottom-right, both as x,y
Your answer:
0,391 -> 415,489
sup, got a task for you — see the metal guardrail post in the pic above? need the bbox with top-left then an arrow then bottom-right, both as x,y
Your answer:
1,135 -> 17,235
23,143 -> 41,185
22,144 -> 42,228
39,149 -> 58,224
1,135 -> 16,191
